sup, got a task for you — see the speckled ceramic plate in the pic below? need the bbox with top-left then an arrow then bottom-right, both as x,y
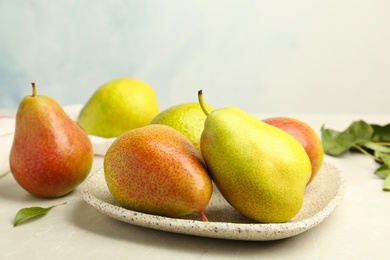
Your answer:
79,161 -> 345,241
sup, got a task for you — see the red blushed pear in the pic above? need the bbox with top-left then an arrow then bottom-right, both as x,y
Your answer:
263,117 -> 324,185
9,83 -> 94,197
104,124 -> 212,221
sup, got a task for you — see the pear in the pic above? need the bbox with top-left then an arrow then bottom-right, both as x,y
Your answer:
77,78 -> 159,138
9,83 -> 94,197
263,117 -> 324,185
198,90 -> 311,223
150,102 -> 213,156
104,124 -> 212,221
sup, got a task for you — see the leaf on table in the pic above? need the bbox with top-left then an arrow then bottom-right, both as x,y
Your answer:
363,141 -> 390,154
383,175 -> 390,191
13,202 -> 67,227
371,123 -> 390,142
321,120 -> 390,192
321,120 -> 374,156
375,164 -> 390,179
375,153 -> 390,178
375,164 -> 390,178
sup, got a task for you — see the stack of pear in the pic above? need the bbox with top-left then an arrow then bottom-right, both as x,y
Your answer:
104,124 -> 212,221
198,91 -> 311,223
9,83 -> 94,197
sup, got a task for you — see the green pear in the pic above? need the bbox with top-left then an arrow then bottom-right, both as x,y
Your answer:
198,90 -> 311,223
104,124 -> 212,221
77,78 -> 159,138
9,83 -> 94,197
150,102 -> 213,156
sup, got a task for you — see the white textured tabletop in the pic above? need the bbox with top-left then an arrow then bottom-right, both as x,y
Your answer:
1,111 -> 389,260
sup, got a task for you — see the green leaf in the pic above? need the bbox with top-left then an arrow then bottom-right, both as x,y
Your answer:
321,120 -> 374,156
361,141 -> 390,154
383,174 -> 390,191
375,153 -> 390,178
374,149 -> 385,160
380,153 -> 390,165
321,120 -> 390,192
375,164 -> 390,178
371,123 -> 390,142
13,202 -> 67,227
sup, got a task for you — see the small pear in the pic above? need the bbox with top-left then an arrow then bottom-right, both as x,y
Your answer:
9,83 -> 94,197
77,78 -> 159,138
150,102 -> 213,155
198,90 -> 311,223
104,124 -> 212,221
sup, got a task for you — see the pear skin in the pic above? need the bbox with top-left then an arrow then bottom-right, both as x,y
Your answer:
77,78 -> 159,138
150,102 -> 213,156
104,124 -> 212,220
263,117 -> 324,185
198,91 -> 311,223
10,83 -> 94,197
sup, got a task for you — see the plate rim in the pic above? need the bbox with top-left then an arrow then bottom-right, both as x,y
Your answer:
79,161 -> 346,241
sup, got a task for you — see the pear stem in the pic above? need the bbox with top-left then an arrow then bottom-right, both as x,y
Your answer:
198,90 -> 210,116
199,211 -> 209,222
31,82 -> 37,97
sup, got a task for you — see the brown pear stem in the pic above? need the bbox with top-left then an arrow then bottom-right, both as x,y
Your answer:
198,90 -> 210,116
31,82 -> 37,97
199,211 -> 209,222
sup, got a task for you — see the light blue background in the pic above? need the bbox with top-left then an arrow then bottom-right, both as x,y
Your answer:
1,0 -> 389,114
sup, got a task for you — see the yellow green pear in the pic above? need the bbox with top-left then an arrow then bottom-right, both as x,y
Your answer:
77,78 -> 159,138
198,90 -> 311,223
104,124 -> 212,221
150,102 -> 213,155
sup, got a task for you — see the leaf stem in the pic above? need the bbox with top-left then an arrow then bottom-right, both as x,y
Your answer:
53,202 -> 67,208
373,142 -> 390,146
352,144 -> 383,163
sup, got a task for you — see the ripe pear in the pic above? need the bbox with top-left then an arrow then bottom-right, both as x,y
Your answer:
104,124 -> 212,221
198,90 -> 311,223
150,102 -> 213,155
77,78 -> 159,138
263,117 -> 324,185
9,83 -> 94,197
